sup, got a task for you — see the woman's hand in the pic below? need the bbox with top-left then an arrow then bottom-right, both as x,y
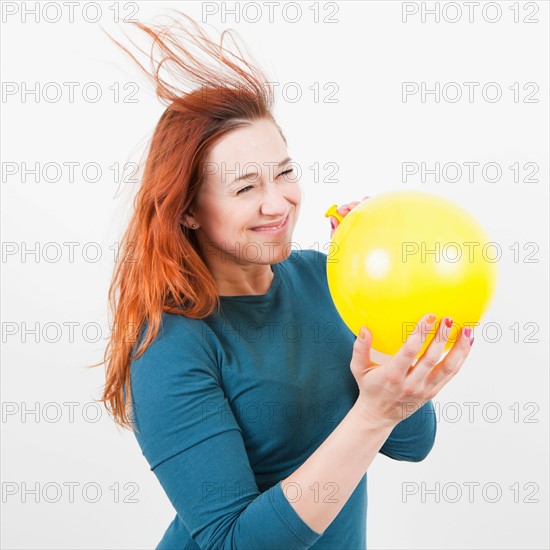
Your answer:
349,314 -> 473,429
328,196 -> 370,238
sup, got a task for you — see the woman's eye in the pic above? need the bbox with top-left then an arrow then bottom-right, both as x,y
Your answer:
237,185 -> 254,195
237,169 -> 294,194
279,168 -> 294,179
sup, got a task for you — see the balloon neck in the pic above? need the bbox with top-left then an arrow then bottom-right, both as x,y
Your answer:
324,204 -> 344,223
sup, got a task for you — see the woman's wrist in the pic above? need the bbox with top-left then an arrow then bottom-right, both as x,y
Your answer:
350,397 -> 398,435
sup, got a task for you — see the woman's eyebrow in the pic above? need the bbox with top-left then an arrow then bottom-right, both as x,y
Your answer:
230,156 -> 292,185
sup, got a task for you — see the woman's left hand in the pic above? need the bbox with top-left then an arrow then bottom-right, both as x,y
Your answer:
329,196 -> 370,238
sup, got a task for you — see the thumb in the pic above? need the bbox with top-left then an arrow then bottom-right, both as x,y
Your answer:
350,326 -> 375,378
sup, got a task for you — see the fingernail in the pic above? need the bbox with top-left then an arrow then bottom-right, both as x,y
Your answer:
426,313 -> 436,324
463,327 -> 472,341
470,336 -> 474,346
444,317 -> 453,328
359,327 -> 366,340
330,218 -> 336,230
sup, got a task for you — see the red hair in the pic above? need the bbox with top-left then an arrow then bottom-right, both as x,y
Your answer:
94,10 -> 282,430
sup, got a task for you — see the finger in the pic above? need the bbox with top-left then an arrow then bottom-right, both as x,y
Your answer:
424,327 -> 473,393
337,202 -> 360,216
350,327 -> 379,379
406,316 -> 455,385
328,216 -> 337,237
426,354 -> 468,400
388,313 -> 437,381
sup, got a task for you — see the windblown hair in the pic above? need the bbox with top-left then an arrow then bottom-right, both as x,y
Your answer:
94,10 -> 281,430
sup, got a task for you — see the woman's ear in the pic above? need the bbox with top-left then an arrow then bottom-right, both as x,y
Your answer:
181,211 -> 199,230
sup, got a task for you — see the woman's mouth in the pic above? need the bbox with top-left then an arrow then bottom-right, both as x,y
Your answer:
251,213 -> 290,234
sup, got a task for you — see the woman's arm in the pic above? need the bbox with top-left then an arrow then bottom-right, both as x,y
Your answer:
130,314 -> 326,549
283,310 -> 471,535
280,398 -> 395,534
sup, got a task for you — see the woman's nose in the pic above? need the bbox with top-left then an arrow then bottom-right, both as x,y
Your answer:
260,182 -> 289,214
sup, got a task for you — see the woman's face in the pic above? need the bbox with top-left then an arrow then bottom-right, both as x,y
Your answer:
185,117 -> 302,267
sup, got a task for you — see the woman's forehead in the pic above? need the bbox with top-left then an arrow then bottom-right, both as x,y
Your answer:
205,127 -> 288,181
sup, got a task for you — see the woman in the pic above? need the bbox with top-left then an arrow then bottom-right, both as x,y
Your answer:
98,11 -> 473,549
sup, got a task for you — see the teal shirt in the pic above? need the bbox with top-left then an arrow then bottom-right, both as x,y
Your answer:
129,249 -> 437,549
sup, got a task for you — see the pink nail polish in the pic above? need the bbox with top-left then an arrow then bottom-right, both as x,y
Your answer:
463,327 -> 472,340
330,219 -> 336,230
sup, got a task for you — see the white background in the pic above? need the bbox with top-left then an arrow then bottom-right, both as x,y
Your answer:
1,1 -> 549,549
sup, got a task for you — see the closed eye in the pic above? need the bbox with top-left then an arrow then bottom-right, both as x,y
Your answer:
279,168 -> 294,178
237,169 -> 295,194
236,184 -> 254,195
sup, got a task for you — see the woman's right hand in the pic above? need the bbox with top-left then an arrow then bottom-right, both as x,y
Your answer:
349,314 -> 474,429
328,196 -> 370,238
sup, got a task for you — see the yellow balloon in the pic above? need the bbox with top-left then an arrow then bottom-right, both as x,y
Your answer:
324,190 -> 498,357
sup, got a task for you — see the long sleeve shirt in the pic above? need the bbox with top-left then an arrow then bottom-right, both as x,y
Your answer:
128,248 -> 437,549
